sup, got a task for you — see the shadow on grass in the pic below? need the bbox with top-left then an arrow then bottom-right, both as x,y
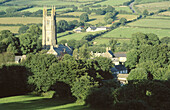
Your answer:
0,97 -> 77,110
88,18 -> 97,22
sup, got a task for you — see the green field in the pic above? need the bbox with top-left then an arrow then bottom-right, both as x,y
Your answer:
58,31 -> 103,41
4,0 -> 98,6
0,17 -> 79,25
0,95 -> 89,110
135,0 -> 169,4
128,18 -> 170,29
0,26 -> 20,33
101,26 -> 170,39
114,6 -> 132,13
93,37 -> 130,45
158,11 -> 170,16
135,1 -> 170,12
96,0 -> 131,6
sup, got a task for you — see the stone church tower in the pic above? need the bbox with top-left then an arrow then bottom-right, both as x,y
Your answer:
42,6 -> 57,49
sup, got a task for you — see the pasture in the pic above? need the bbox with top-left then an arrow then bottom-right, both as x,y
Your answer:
0,17 -> 79,25
101,26 -> 170,39
135,1 -> 170,13
158,11 -> 170,16
114,6 -> 132,13
135,0 -> 167,4
58,31 -> 102,41
3,0 -> 97,6
96,0 -> 131,6
127,18 -> 170,29
116,14 -> 139,21
0,95 -> 89,110
93,37 -> 130,45
0,26 -> 20,34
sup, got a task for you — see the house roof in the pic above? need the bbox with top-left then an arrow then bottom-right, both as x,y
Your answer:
47,44 -> 72,56
89,26 -> 97,30
115,65 -> 127,71
114,52 -> 126,57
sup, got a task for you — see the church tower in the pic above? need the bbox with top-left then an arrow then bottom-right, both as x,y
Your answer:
42,6 -> 57,49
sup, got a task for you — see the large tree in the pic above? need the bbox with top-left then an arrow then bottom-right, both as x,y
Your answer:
80,13 -> 89,22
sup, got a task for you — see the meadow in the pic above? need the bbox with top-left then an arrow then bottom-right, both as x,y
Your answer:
114,6 -> 132,13
0,26 -> 20,33
4,0 -> 97,6
135,0 -> 168,4
58,31 -> 103,41
158,11 -> 170,16
0,95 -> 90,110
93,37 -> 130,45
96,0 -> 131,6
0,17 -> 79,25
101,26 -> 170,39
127,18 -> 170,29
135,1 -> 170,13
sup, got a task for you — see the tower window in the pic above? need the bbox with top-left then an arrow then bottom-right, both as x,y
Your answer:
47,20 -> 50,25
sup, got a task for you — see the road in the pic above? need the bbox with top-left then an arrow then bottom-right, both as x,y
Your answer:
129,1 -> 136,13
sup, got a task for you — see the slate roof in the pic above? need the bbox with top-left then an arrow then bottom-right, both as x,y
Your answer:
47,44 -> 72,56
115,65 -> 127,71
89,26 -> 97,30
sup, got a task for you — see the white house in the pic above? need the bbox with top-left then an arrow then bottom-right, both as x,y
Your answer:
86,27 -> 97,32
86,26 -> 110,32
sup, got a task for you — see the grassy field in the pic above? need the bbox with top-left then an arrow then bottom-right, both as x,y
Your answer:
93,37 -> 130,45
135,1 -> 170,13
127,18 -> 170,29
0,6 -> 22,12
58,31 -> 102,41
158,11 -> 170,16
101,26 -> 170,39
116,14 -> 139,21
114,6 -> 132,13
0,17 -> 79,25
96,0 -> 131,6
4,0 -> 98,6
0,26 -> 20,33
135,0 -> 168,4
0,95 -> 90,110
61,12 -> 84,16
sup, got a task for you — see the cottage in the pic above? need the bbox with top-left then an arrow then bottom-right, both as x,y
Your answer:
73,26 -> 84,33
86,26 -> 97,32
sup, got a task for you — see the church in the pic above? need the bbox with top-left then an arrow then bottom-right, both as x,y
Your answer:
42,7 -> 72,56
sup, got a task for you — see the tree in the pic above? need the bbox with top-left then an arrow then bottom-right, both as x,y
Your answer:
119,17 -> 127,25
71,74 -> 99,102
0,30 -> 14,41
127,68 -> 148,81
105,5 -> 115,13
125,49 -> 139,69
18,25 -> 29,34
109,39 -> 117,52
95,9 -> 106,15
57,20 -> 69,32
160,37 -> 170,45
72,6 -> 78,11
19,33 -> 39,54
79,44 -> 90,59
26,25 -> 41,36
80,13 -> 89,22
143,9 -> 149,16
22,53 -> 58,92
